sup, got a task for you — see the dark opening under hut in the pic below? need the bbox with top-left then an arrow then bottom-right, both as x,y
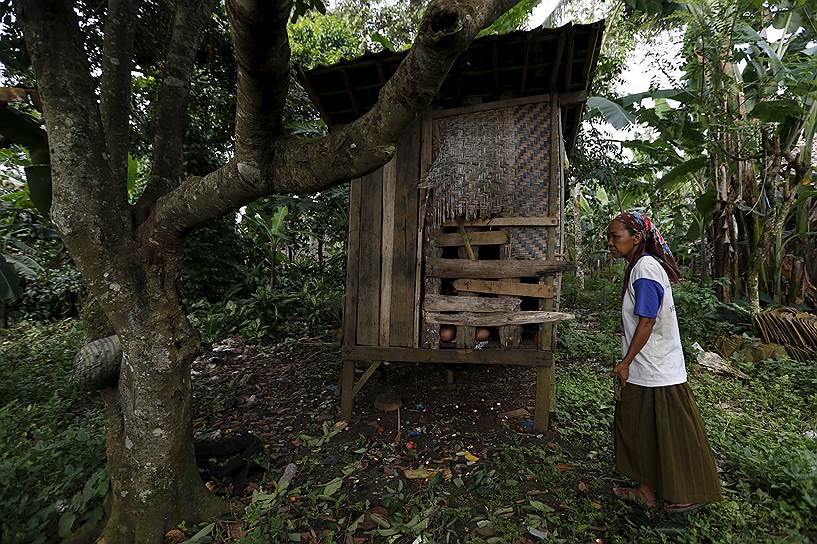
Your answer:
298,21 -> 604,432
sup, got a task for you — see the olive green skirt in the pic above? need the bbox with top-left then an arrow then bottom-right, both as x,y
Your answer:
614,382 -> 722,504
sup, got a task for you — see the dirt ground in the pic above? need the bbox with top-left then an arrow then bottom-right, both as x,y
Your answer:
190,337 -> 619,543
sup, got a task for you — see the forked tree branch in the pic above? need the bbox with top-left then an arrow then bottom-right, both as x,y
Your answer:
140,0 -> 522,249
134,0 -> 219,223
13,0 -> 142,324
13,0 -> 131,246
100,0 -> 138,193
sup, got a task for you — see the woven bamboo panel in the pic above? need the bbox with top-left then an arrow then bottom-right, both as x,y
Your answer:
504,101 -> 552,260
426,101 -> 552,260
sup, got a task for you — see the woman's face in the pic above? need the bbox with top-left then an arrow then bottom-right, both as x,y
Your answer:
607,219 -> 642,260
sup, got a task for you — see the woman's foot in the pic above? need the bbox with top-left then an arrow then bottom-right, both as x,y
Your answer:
664,502 -> 701,513
612,484 -> 657,508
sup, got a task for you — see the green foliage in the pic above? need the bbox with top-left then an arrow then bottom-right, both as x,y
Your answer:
188,253 -> 345,343
672,279 -> 742,354
181,216 -> 246,306
0,320 -> 105,544
289,12 -> 365,70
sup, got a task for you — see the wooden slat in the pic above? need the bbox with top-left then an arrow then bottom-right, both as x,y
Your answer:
424,311 -> 574,326
379,158 -> 396,346
356,170 -> 383,346
389,119 -> 421,347
351,361 -> 381,397
414,111 -> 433,348
431,94 -> 551,120
534,365 -> 554,432
442,216 -> 558,227
432,230 -> 509,247
343,346 -> 554,367
423,295 -> 521,312
453,279 -> 554,298
426,258 -> 575,278
342,179 -> 363,347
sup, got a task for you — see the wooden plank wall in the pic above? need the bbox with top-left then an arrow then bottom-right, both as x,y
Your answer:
389,120 -> 421,346
355,169 -> 383,346
347,121 -> 421,348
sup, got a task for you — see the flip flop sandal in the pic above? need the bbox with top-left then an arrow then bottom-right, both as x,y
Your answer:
664,502 -> 701,513
612,487 -> 657,508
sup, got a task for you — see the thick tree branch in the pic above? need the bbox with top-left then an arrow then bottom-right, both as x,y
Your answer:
100,0 -> 137,192
276,0 -> 521,191
227,0 -> 293,164
141,0 -> 521,248
134,0 -> 218,223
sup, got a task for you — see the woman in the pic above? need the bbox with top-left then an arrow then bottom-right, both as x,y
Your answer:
607,211 -> 722,513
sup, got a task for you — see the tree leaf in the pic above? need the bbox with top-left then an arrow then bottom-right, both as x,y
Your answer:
0,255 -> 22,302
586,96 -> 635,129
322,477 -> 343,497
23,164 -> 51,217
371,32 -> 395,52
4,253 -> 41,280
656,156 -> 708,193
185,523 -> 215,544
749,99 -> 803,122
57,512 -> 76,538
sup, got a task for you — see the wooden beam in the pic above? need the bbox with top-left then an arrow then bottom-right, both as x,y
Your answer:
453,279 -> 555,298
340,68 -> 360,117
342,179 -> 363,347
351,360 -> 381,397
564,32 -> 575,93
431,95 -> 550,120
432,230 -> 509,247
442,216 -> 558,227
549,32 -> 567,93
426,258 -> 575,279
557,90 -> 588,105
423,294 -> 521,312
296,66 -> 333,127
521,33 -> 533,92
340,359 -> 356,420
343,346 -> 554,367
379,158 -> 396,346
492,39 -> 499,95
424,310 -> 574,326
534,365 -> 554,432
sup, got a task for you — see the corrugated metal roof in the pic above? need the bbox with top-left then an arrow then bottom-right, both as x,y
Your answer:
297,21 -> 605,156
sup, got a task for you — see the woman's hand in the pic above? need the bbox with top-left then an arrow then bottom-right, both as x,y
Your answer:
611,360 -> 631,383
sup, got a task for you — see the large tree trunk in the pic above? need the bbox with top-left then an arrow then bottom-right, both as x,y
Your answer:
99,305 -> 227,540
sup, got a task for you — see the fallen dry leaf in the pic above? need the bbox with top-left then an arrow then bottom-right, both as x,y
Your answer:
163,529 -> 186,544
555,463 -> 574,471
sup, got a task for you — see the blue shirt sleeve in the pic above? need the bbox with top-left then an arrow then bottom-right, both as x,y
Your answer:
633,278 -> 664,318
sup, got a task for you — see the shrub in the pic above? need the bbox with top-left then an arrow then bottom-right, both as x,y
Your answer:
0,320 -> 105,543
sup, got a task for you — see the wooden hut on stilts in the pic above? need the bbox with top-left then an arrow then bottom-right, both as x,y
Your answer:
298,21 -> 604,432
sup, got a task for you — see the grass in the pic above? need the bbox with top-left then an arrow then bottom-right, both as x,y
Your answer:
0,273 -> 815,543
0,320 -> 106,544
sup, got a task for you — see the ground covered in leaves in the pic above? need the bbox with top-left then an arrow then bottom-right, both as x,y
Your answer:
1,275 -> 815,544
184,289 -> 817,543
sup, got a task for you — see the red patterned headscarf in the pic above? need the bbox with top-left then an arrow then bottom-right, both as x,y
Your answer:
613,211 -> 680,294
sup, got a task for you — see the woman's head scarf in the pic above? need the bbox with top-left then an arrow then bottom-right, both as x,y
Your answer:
613,211 -> 680,293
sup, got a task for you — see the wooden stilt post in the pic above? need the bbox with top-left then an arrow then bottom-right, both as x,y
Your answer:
534,365 -> 554,432
340,359 -> 356,420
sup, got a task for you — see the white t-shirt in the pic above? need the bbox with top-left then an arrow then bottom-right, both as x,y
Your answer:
621,255 -> 687,387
